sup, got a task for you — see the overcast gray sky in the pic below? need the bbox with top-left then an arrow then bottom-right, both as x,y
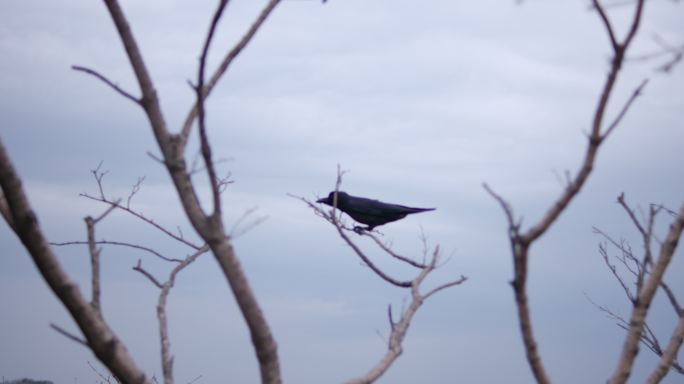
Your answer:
1,0 -> 683,383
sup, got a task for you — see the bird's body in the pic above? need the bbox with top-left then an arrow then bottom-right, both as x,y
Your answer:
316,191 -> 435,231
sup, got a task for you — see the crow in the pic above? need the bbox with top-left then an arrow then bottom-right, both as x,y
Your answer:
316,191 -> 435,231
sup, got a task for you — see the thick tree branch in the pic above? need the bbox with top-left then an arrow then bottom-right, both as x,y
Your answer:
593,209 -> 684,379
483,2 -> 647,382
0,190 -> 14,230
609,203 -> 684,384
646,314 -> 684,383
0,138 -> 150,383
90,2 -> 284,382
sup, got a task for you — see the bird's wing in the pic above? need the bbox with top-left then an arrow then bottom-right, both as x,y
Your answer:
344,196 -> 432,216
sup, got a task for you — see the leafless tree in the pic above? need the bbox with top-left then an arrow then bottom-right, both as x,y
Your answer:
51,165 -> 212,384
484,1 -> 683,383
2,0 -> 284,383
590,196 -> 684,382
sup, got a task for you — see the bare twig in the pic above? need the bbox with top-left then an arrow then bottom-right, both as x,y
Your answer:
1,138 -> 150,383
91,161 -> 109,200
85,201 -> 120,314
87,360 -> 121,384
300,168 -> 466,383
346,248 -> 467,384
229,206 -> 269,238
133,260 -> 164,289
592,0 -> 619,51
80,192 -> 202,250
51,240 -> 182,263
333,219 -> 413,288
609,203 -> 684,383
660,282 -> 683,316
194,0 -> 229,218
180,0 -> 283,142
100,1 -> 283,380
647,314 -> 684,383
600,79 -> 649,140
127,176 -> 145,209
597,241 -> 636,302
72,65 -> 141,105
295,194 -> 412,287
593,214 -> 684,378
50,323 -> 89,347
630,35 -> 684,73
362,232 -> 428,269
159,246 -> 209,384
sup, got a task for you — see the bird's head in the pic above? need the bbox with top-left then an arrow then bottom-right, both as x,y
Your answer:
316,191 -> 348,207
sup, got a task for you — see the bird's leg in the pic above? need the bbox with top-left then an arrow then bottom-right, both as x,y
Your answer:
353,225 -> 375,234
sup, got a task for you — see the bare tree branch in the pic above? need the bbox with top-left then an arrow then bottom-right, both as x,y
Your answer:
300,168 -> 466,383
362,232 -> 428,269
194,0 -> 229,217
229,206 -> 268,238
647,314 -> 684,383
609,203 -> 684,383
133,260 -> 164,289
127,176 -> 145,209
597,240 -> 636,302
482,2 -> 648,382
660,281 -> 683,316
52,240 -> 183,263
346,247 -> 467,384
156,246 -> 209,384
80,192 -> 202,250
72,65 -> 141,105
0,190 -> 14,230
83,201 -> 121,315
0,138 -> 151,383
295,194 -> 412,288
592,0 -> 619,52
87,360 -> 121,384
593,209 -> 684,378
180,0 -> 282,142
601,79 -> 648,140
50,323 -> 89,347
98,2 -> 283,381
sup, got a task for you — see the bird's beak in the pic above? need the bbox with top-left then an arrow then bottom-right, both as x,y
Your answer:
316,197 -> 326,204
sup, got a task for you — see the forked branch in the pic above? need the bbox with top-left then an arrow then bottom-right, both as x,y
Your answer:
347,247 -> 467,384
299,168 -> 466,383
0,138 -> 151,383
484,2 -> 647,383
592,208 -> 684,379
97,1 -> 283,382
608,199 -> 684,384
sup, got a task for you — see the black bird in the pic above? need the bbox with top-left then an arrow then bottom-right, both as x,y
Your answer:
316,191 -> 435,231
